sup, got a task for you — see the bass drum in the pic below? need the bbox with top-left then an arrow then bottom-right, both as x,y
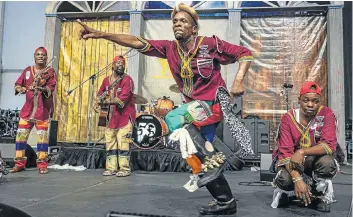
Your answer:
132,114 -> 169,149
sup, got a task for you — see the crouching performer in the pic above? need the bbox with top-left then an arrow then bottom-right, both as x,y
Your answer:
271,81 -> 339,212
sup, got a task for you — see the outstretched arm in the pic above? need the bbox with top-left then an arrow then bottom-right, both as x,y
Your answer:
78,19 -> 145,50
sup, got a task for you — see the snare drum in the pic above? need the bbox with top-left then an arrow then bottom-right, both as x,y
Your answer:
132,114 -> 169,149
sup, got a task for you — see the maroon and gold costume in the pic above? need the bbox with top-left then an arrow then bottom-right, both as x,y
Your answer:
134,5 -> 253,215
273,106 -> 337,166
97,75 -> 136,129
271,82 -> 338,210
13,58 -> 56,172
137,36 -> 252,103
97,59 -> 136,176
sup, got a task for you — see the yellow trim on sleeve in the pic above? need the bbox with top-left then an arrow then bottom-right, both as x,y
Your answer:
319,143 -> 333,155
238,55 -> 254,62
136,36 -> 151,53
278,157 -> 291,166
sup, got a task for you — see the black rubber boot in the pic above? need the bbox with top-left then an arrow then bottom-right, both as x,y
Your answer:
309,198 -> 331,212
199,174 -> 237,215
183,124 -> 226,188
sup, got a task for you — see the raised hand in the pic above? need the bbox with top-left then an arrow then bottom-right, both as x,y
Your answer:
77,19 -> 102,40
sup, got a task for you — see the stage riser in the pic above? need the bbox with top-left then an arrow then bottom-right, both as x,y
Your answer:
54,146 -> 245,172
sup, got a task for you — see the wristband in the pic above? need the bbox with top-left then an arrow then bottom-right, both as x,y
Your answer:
292,176 -> 303,183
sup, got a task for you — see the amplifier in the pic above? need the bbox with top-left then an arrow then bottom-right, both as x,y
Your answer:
48,120 -> 58,146
260,153 -> 276,182
0,143 -> 36,168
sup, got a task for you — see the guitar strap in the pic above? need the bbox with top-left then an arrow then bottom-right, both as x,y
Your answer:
107,74 -> 126,122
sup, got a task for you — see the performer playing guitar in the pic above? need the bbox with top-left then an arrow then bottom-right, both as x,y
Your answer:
94,56 -> 136,177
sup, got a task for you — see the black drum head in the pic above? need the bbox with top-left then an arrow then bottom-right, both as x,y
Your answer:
132,115 -> 163,149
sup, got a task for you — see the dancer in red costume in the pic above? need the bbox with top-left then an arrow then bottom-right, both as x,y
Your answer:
77,3 -> 254,215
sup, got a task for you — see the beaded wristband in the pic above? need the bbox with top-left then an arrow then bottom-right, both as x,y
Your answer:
292,176 -> 303,183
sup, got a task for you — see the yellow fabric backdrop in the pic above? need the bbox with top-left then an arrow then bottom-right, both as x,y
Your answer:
54,20 -> 130,143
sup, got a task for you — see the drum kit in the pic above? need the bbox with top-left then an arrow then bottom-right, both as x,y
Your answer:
131,84 -> 180,150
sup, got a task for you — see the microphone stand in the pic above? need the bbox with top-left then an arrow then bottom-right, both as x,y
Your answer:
66,62 -> 113,146
281,83 -> 293,112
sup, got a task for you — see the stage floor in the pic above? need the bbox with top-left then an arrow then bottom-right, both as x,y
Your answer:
0,167 -> 351,217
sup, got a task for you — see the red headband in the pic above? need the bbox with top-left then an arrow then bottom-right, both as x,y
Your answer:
35,47 -> 47,55
300,81 -> 321,96
113,56 -> 125,63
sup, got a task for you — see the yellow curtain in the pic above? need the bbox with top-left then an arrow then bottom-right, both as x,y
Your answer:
54,20 -> 130,143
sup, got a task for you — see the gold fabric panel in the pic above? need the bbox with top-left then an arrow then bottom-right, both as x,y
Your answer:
54,20 -> 130,143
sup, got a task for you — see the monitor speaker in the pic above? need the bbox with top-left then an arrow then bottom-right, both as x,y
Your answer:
260,153 -> 276,182
48,120 -> 58,146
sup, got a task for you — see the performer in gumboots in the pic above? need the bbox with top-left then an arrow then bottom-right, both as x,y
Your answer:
77,3 -> 254,215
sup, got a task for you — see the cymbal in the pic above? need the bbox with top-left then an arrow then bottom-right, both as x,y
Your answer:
169,84 -> 180,93
133,94 -> 148,104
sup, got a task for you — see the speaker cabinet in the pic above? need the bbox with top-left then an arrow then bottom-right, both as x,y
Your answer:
48,120 -> 58,146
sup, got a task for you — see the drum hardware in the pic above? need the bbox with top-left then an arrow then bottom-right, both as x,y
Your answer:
280,83 -> 293,112
133,94 -> 148,105
136,99 -> 156,117
169,84 -> 180,93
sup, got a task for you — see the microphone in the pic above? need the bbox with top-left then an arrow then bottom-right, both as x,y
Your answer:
65,89 -> 73,97
283,83 -> 293,89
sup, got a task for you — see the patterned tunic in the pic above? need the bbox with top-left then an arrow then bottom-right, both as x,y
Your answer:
15,66 -> 56,121
273,106 -> 337,166
137,36 -> 253,102
97,75 -> 136,129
